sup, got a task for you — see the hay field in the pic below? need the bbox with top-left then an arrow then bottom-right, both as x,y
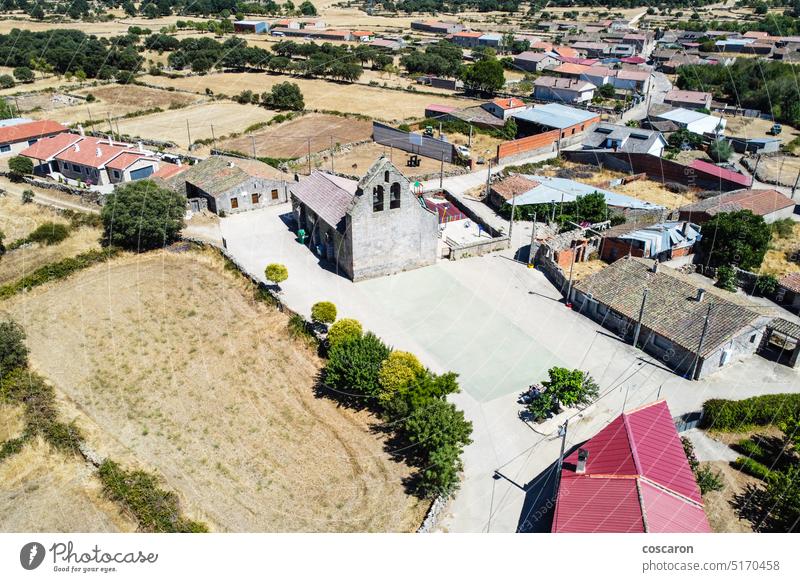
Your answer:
113,101 -> 277,149
139,72 -> 479,122
762,222 -> 800,277
754,155 -> 800,188
0,404 -> 24,442
0,438 -> 137,533
0,227 -> 102,285
219,113 -> 373,159
4,250 -> 426,532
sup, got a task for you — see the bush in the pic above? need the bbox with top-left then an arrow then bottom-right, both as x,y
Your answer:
21,189 -> 34,204
716,265 -> 737,291
324,332 -> 391,403
98,460 -> 208,532
378,351 -> 424,404
702,394 -> 800,431
735,438 -> 766,461
708,139 -> 732,162
27,222 -> 70,246
327,318 -> 362,347
754,274 -> 779,297
101,180 -> 185,251
0,320 -> 28,380
696,464 -> 724,494
310,301 -> 337,324
772,218 -> 795,239
261,82 -> 304,111
0,74 -> 14,89
541,367 -> 599,408
264,263 -> 288,286
12,66 -> 34,83
732,456 -> 772,480
8,155 -> 33,178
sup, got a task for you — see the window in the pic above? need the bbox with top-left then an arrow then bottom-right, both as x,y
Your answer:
28,138 -> 37,145
653,334 -> 673,350
373,185 -> 384,212
72,164 -> 81,173
112,170 -> 120,179
0,144 -> 10,153
750,334 -> 757,344
252,193 -> 260,204
384,170 -> 390,182
390,182 -> 401,209
271,189 -> 279,200
231,197 -> 239,209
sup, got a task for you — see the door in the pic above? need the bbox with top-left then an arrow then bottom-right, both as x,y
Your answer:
130,165 -> 154,180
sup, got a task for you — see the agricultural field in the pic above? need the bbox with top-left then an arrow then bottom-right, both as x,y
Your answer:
113,101 -> 278,150
139,72 -> 479,122
218,113 -> 373,160
2,250 -> 427,532
0,438 -> 137,533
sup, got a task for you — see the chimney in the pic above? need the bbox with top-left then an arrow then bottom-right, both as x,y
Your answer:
682,221 -> 690,236
78,124 -> 85,137
576,448 -> 589,474
176,158 -> 182,167
96,147 -> 102,157
696,288 -> 706,302
137,141 -> 144,152
74,143 -> 80,152
651,259 -> 659,273
227,161 -> 235,168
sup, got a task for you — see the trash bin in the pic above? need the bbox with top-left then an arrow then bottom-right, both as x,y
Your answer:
297,228 -> 306,244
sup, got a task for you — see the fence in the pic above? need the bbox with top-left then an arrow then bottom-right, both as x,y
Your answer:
496,129 -> 560,164
373,121 -> 456,164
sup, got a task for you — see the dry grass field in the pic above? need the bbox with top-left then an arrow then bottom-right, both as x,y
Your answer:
219,113 -> 373,159
0,404 -> 24,442
0,438 -> 137,533
0,195 -> 70,242
0,227 -> 102,285
724,115 -> 800,146
702,460 -> 758,533
753,155 -> 800,188
316,141 -> 461,178
139,72 -> 479,122
113,101 -> 277,149
3,250 -> 426,532
761,221 -> 800,277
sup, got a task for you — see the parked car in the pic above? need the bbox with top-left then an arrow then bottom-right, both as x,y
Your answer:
768,123 -> 782,135
456,145 -> 471,159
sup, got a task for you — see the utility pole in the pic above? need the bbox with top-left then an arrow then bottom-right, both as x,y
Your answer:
508,187 -> 518,240
330,136 -> 334,173
107,113 -> 114,139
210,123 -> 216,144
186,119 -> 192,150
438,121 -> 442,138
468,124 -> 473,147
793,172 -> 800,200
439,151 -> 444,191
307,138 -> 312,175
690,304 -> 713,380
632,288 -> 648,349
485,159 -> 492,198
554,419 -> 569,497
753,154 -> 762,176
527,212 -> 537,268
251,135 -> 257,158
86,107 -> 93,126
565,243 -> 577,303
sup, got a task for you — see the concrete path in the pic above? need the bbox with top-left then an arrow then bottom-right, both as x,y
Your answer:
683,428 -> 738,462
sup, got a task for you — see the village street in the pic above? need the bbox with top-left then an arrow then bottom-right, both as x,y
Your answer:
219,203 -> 799,533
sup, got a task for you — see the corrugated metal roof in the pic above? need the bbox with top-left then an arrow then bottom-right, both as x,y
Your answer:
553,401 -> 711,533
691,159 -> 752,187
511,103 -> 599,129
514,174 -> 663,210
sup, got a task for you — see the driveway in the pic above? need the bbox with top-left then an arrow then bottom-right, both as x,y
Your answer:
219,203 -> 800,533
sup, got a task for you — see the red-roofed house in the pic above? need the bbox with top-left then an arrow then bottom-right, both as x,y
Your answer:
0,119 -> 67,157
450,30 -> 483,48
664,89 -> 713,110
21,134 -> 164,187
552,400 -> 711,533
482,97 -> 528,120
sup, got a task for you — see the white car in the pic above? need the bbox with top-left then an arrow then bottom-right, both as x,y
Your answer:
456,145 -> 471,158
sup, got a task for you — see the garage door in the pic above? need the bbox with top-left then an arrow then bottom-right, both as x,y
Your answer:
130,166 -> 154,180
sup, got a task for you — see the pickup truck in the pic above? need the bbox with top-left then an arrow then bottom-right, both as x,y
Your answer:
768,123 -> 782,136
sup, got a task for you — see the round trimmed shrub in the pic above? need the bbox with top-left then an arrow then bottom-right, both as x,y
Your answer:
311,301 -> 337,324
327,318 -> 362,348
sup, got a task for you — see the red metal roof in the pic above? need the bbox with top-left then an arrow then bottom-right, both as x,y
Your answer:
690,159 -> 752,187
0,119 -> 67,145
552,400 -> 711,533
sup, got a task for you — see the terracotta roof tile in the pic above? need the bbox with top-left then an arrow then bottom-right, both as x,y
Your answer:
0,119 -> 66,145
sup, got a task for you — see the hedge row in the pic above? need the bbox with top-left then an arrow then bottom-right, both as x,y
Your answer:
0,248 -> 120,300
701,394 -> 800,431
732,456 -> 773,481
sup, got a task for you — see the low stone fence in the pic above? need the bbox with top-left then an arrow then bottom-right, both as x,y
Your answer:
447,235 -> 510,259
0,171 -> 104,206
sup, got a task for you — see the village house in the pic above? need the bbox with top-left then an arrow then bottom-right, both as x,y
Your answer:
160,155 -> 290,215
677,188 -> 796,225
664,89 -> 713,110
653,108 -> 726,135
20,133 -> 164,186
599,221 -> 701,263
487,174 -> 539,210
552,400 -> 712,533
449,31 -> 482,48
411,20 -> 463,34
533,76 -> 596,103
570,257 -> 788,379
290,157 -> 438,281
512,51 -> 559,72
0,119 -> 67,157
481,97 -> 528,120
511,103 -> 601,141
777,273 -> 800,314
581,122 -> 667,156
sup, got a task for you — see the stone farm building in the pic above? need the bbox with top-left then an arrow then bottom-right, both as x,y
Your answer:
677,188 -> 796,225
570,257 -> 799,379
290,157 -> 438,281
161,155 -> 290,215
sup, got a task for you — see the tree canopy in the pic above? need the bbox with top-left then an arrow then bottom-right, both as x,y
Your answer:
699,210 -> 771,271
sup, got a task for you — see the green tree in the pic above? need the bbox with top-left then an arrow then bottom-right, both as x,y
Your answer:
461,57 -> 505,95
699,210 -> 771,271
761,463 -> 800,531
324,332 -> 391,403
299,1 -> 317,15
402,398 -> 473,496
0,98 -> 13,120
715,265 -> 737,291
597,83 -> 615,99
708,138 -> 732,162
542,367 -> 599,408
21,189 -> 34,204
327,318 -> 362,348
311,301 -> 337,324
378,351 -> 424,404
30,4 -> 45,20
0,74 -> 14,89
100,180 -> 185,251
261,82 -> 304,111
384,370 -> 460,421
264,263 -> 288,286
12,66 -> 34,83
8,156 -> 33,179
0,320 -> 28,380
